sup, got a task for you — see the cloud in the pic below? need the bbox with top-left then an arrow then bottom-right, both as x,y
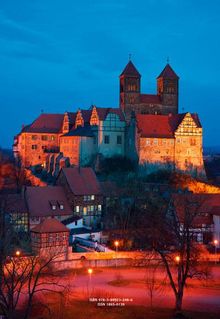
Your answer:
0,10 -> 44,44
0,10 -> 64,64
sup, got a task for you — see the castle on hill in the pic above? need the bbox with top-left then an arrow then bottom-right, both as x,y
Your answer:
13,60 -> 204,176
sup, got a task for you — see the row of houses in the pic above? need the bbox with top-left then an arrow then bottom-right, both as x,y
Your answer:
2,166 -> 220,254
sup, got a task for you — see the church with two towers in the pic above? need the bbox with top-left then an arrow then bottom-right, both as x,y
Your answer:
13,60 -> 204,176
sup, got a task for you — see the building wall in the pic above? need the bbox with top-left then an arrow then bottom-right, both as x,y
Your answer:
80,136 -> 96,165
97,113 -> 125,157
139,137 -> 175,165
60,136 -> 80,165
17,132 -> 59,167
56,171 -> 103,227
31,230 -> 69,253
137,113 -> 205,175
174,113 -> 204,173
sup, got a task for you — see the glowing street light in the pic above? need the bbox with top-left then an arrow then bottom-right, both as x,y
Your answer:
175,255 -> 181,264
87,268 -> 93,297
114,240 -> 119,248
88,268 -> 93,275
15,250 -> 21,257
114,241 -> 119,268
214,239 -> 218,264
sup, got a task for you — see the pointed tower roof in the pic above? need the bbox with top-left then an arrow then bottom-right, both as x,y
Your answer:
157,64 -> 179,79
120,60 -> 141,77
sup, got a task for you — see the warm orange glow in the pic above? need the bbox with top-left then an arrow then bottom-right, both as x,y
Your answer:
114,240 -> 119,247
172,173 -> 220,194
214,239 -> 218,246
15,250 -> 21,257
88,268 -> 93,275
175,255 -> 180,263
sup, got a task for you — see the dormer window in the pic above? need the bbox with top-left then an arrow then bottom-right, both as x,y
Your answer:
57,201 -> 64,210
49,200 -> 57,210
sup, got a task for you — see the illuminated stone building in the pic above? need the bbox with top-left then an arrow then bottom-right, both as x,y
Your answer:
120,61 -> 179,121
13,60 -> 205,175
14,107 -> 125,168
133,112 -> 204,173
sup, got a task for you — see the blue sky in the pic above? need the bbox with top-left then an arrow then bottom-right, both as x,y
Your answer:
0,0 -> 220,148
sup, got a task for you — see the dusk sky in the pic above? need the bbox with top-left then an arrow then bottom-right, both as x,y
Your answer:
0,0 -> 220,148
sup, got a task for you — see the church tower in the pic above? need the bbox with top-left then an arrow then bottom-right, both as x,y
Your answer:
157,63 -> 179,114
119,60 -> 141,114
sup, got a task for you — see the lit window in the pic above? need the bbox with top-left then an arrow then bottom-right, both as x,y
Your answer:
76,206 -> 80,212
52,205 -> 56,210
83,207 -> 87,215
146,139 -> 150,145
51,135 -> 55,141
98,205 -> 102,211
91,195 -> 95,200
60,205 -> 64,210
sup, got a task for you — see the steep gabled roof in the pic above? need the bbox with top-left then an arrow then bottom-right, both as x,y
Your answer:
157,64 -> 179,79
22,114 -> 64,133
120,61 -> 141,77
60,167 -> 102,195
172,193 -> 220,225
67,112 -> 77,125
31,218 -> 69,233
136,113 -> 201,138
26,186 -> 72,217
81,110 -> 92,123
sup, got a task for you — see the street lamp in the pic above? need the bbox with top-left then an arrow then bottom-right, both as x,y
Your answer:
87,268 -> 93,297
214,239 -> 218,264
114,241 -> 119,268
15,250 -> 21,257
175,255 -> 181,264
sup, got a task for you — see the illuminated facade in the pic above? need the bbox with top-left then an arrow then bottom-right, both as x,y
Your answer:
13,60 -> 204,175
134,112 -> 204,173
120,61 -> 179,121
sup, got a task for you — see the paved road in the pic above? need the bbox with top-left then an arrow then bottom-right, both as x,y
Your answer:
62,266 -> 220,313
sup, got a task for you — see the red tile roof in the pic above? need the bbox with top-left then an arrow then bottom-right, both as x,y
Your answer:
81,110 -> 92,123
60,167 -> 102,195
120,61 -> 141,77
22,113 -> 64,133
157,64 -> 179,79
172,194 -> 220,225
31,218 -> 69,233
26,186 -> 72,217
136,113 -> 201,138
67,112 -> 77,125
140,94 -> 161,104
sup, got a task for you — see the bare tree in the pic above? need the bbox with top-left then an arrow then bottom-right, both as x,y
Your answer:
0,251 -> 65,319
142,194 -> 210,314
144,254 -> 166,310
0,196 -> 65,319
